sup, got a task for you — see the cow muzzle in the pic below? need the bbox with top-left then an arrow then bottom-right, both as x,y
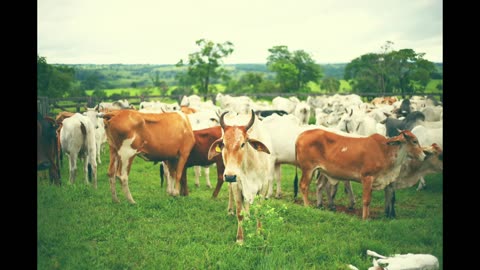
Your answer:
225,175 -> 237,183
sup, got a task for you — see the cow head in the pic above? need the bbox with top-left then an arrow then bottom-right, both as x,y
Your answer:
387,130 -> 425,161
208,110 -> 270,183
422,143 -> 443,172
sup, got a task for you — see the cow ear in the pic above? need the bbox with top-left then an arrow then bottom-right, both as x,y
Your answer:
208,139 -> 223,160
247,139 -> 270,154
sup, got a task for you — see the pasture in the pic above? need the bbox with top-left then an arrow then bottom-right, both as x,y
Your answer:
38,145 -> 443,269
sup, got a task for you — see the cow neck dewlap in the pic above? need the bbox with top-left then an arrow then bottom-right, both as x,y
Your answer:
373,143 -> 408,190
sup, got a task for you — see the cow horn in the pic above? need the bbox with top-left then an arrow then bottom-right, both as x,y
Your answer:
219,111 -> 229,129
245,109 -> 255,131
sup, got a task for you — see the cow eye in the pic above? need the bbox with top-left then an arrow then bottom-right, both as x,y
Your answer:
241,142 -> 245,148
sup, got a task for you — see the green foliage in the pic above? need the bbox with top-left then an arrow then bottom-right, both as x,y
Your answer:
38,55 -> 76,97
345,41 -> 438,96
267,46 -> 323,92
243,197 -> 287,249
321,77 -> 341,93
91,89 -> 107,99
177,39 -> 234,97
225,72 -> 265,94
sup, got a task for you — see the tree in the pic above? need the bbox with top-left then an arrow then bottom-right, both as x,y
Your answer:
149,70 -> 161,87
321,77 -> 340,93
177,39 -> 234,100
225,72 -> 265,94
266,46 -> 323,92
37,55 -> 76,97
344,41 -> 437,97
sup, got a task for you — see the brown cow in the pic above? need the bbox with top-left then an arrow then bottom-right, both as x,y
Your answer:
295,129 -> 425,220
185,126 -> 225,197
37,112 -> 61,184
103,110 -> 195,203
315,143 -> 443,218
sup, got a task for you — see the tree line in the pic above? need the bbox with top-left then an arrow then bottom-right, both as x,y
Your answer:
38,40 -> 442,99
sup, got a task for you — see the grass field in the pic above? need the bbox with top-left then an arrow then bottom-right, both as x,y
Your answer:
38,145 -> 443,269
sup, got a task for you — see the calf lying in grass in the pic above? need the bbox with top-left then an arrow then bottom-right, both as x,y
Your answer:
348,249 -> 439,270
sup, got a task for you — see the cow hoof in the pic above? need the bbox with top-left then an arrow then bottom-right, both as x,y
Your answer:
195,184 -> 200,188
207,185 -> 212,189
329,206 -> 337,212
236,239 -> 244,245
275,193 -> 282,199
112,198 -> 120,203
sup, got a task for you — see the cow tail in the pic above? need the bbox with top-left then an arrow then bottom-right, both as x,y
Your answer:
54,131 -> 61,182
294,145 -> 299,200
160,163 -> 164,187
294,169 -> 299,200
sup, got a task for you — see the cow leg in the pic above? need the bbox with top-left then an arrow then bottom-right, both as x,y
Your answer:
417,177 -> 426,191
68,153 -> 77,185
361,176 -> 374,220
107,148 -> 120,203
231,183 -> 244,244
384,184 -> 396,218
118,156 -> 136,204
212,161 -> 225,198
194,166 -> 201,187
204,167 -> 212,188
316,174 -> 327,208
175,154 -> 190,196
88,155 -> 98,189
227,183 -> 234,215
96,141 -> 102,165
164,161 -> 175,196
325,181 -> 336,211
82,156 -> 90,185
300,168 -> 315,206
344,181 -> 356,210
274,164 -> 282,199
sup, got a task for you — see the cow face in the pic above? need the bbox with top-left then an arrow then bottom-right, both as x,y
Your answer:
208,111 -> 270,183
387,130 -> 425,161
422,143 -> 443,172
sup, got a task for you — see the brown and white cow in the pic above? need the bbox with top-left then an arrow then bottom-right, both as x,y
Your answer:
315,143 -> 443,218
37,112 -> 61,184
103,110 -> 195,203
295,129 -> 425,220
208,110 -> 274,244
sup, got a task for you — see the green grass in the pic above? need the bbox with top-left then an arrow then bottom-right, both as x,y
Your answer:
38,145 -> 443,269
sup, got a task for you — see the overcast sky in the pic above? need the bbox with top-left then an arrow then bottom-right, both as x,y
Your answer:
37,0 -> 442,65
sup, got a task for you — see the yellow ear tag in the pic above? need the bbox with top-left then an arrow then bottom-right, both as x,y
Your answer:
215,145 -> 222,153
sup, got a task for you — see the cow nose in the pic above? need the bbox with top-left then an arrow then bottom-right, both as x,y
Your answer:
225,175 -> 237,183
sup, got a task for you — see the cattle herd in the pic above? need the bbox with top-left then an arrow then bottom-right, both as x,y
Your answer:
37,93 -> 443,246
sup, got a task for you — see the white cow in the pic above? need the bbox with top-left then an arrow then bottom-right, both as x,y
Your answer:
411,126 -> 443,190
60,113 -> 97,188
83,108 -> 107,164
262,114 -> 318,198
208,110 -> 274,244
348,249 -> 439,270
293,101 -> 311,125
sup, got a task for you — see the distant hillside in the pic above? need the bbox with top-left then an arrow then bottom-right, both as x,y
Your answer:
56,62 -> 442,90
